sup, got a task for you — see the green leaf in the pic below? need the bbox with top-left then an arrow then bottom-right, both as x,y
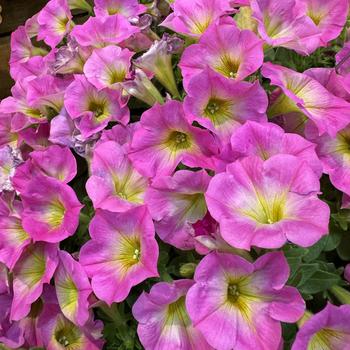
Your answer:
297,269 -> 342,294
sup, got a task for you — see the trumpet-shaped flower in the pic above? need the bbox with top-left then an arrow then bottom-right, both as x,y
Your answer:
79,206 -> 158,304
250,0 -> 321,55
37,302 -> 104,350
161,0 -> 233,38
230,121 -> 322,176
179,21 -> 263,90
94,0 -> 146,18
10,242 -> 58,321
84,46 -> 134,90
64,75 -> 129,138
261,62 -> 350,136
20,175 -> 82,243
292,304 -> 350,350
206,155 -> 329,250
299,0 -> 349,44
186,252 -> 305,350
306,124 -> 350,196
86,141 -> 149,212
71,14 -> 139,48
132,279 -> 213,350
37,0 -> 73,48
129,100 -> 218,177
146,170 -> 210,250
55,250 -> 92,326
184,68 -> 267,143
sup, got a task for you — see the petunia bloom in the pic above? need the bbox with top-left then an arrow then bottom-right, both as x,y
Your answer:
186,251 -> 305,350
55,250 -> 92,326
261,62 -> 350,136
20,175 -> 82,243
80,207 -> 158,304
10,242 -> 58,321
161,0 -> 233,38
132,279 -> 213,350
184,68 -> 267,143
206,155 -> 329,250
305,124 -> 350,197
84,45 -> 134,90
299,0 -> 349,45
179,21 -> 264,90
86,141 -> 149,212
129,100 -> 218,177
94,0 -> 146,18
64,75 -> 129,138
146,170 -> 210,250
37,0 -> 73,48
230,121 -> 322,176
292,304 -> 350,350
71,14 -> 139,48
250,0 -> 321,55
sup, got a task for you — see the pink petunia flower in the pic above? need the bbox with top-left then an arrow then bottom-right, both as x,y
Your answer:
161,0 -> 233,38
20,175 -> 82,243
146,169 -> 211,250
79,206 -> 158,304
55,250 -> 92,326
129,100 -> 218,177
64,75 -> 129,138
37,0 -> 73,48
86,141 -> 149,212
186,251 -> 305,350
336,42 -> 350,77
292,303 -> 350,350
184,68 -> 267,143
206,155 -> 329,250
132,279 -> 214,350
179,21 -> 264,90
250,0 -> 321,55
10,242 -> 59,321
94,0 -> 146,18
71,14 -> 139,48
84,45 -> 134,90
230,121 -> 322,176
261,62 -> 350,137
299,0 -> 349,45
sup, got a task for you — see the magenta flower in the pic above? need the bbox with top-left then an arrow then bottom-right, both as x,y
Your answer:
161,0 -> 233,38
184,68 -> 267,143
94,0 -> 146,17
300,0 -> 349,44
250,0 -> 321,55
55,250 -> 92,326
336,42 -> 350,76
64,75 -> 129,138
179,21 -> 263,90
186,252 -> 305,350
86,141 -> 149,212
262,62 -> 350,136
146,170 -> 210,250
306,124 -> 350,196
292,304 -> 350,350
230,121 -> 322,176
71,14 -> 139,48
0,145 -> 22,192
80,206 -> 158,304
84,45 -> 134,90
37,0 -> 73,48
10,242 -> 58,321
37,302 -> 104,349
345,264 -> 350,282
129,100 -> 218,177
132,279 -> 213,350
20,175 -> 82,243
206,155 -> 329,250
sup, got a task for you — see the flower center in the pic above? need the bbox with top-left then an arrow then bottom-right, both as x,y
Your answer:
88,101 -> 107,119
117,235 -> 141,270
214,54 -> 240,78
165,296 -> 191,327
46,199 -> 66,229
165,131 -> 192,152
204,98 -> 233,126
227,283 -> 240,303
54,321 -> 80,348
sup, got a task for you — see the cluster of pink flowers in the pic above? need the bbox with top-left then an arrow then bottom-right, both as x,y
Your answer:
1,0 -> 350,349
